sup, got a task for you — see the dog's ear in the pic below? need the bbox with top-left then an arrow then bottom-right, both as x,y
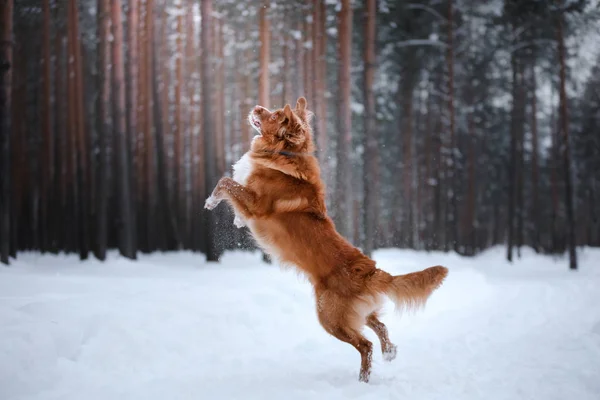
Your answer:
295,97 -> 307,113
283,104 -> 293,120
294,97 -> 313,124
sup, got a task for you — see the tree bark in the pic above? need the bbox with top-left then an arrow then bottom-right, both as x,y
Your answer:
96,0 -> 112,260
126,0 -> 138,254
259,0 -> 270,107
313,0 -> 328,182
556,9 -> 577,270
112,0 -> 135,258
303,13 -> 313,105
216,17 -> 226,176
174,2 -> 183,242
361,0 -> 377,257
529,59 -> 540,252
0,0 -> 13,264
445,0 -> 457,253
41,0 -> 53,253
67,0 -> 89,260
334,0 -> 353,240
201,0 -> 219,261
507,48 -> 518,263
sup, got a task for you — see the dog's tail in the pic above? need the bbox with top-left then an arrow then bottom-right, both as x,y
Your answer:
384,266 -> 448,312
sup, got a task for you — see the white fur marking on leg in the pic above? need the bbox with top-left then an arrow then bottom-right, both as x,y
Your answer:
204,195 -> 221,210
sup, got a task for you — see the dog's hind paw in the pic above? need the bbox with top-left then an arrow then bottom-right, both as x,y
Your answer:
359,369 -> 371,383
383,344 -> 397,362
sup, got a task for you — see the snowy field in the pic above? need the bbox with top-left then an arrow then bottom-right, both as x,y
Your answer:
1,247 -> 600,400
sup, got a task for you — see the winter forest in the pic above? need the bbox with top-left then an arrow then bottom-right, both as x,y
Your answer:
1,0 -> 600,268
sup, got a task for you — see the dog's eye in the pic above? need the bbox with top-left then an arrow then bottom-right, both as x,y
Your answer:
270,114 -> 277,121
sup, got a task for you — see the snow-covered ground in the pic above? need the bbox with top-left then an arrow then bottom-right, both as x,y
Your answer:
1,247 -> 600,400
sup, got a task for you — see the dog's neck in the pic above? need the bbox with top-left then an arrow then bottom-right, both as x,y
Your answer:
253,149 -> 309,158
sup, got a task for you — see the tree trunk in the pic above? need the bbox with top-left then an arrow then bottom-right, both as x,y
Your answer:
516,62 -> 525,258
293,14 -> 303,99
216,18 -> 226,176
174,2 -> 183,245
556,10 -> 577,270
0,0 -> 13,264
259,0 -> 270,107
302,14 -> 313,105
361,0 -> 377,257
144,0 -> 157,250
184,0 -> 196,247
96,0 -> 112,260
41,0 -> 53,253
334,0 -> 353,240
112,0 -> 135,259
530,59 -> 540,252
281,19 -> 290,103
400,76 -> 414,248
507,48 -> 518,263
314,0 -> 328,183
67,0 -> 89,260
152,0 -> 178,250
126,0 -> 138,254
53,14 -> 66,252
446,0 -> 457,253
201,0 -> 219,261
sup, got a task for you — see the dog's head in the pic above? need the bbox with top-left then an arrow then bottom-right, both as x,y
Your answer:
248,97 -> 314,154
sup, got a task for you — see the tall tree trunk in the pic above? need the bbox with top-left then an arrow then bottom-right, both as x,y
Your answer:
556,9 -> 577,270
516,62 -> 525,258
334,0 -> 353,240
174,1 -> 183,245
41,0 -> 53,253
112,0 -> 135,258
0,0 -> 13,264
361,0 -> 377,257
259,0 -> 270,107
314,0 -> 328,183
53,15 -> 66,253
136,0 -> 147,251
399,76 -> 414,248
293,14 -> 303,99
216,17 -> 226,176
152,0 -> 178,249
184,0 -> 196,247
193,5 -> 206,251
96,0 -> 112,260
144,0 -> 157,250
238,26 -> 251,151
201,0 -> 219,261
281,19 -> 290,103
507,48 -> 518,262
446,0 -> 457,253
68,0 -> 89,259
302,13 -> 313,105
530,59 -> 540,252
126,0 -> 138,254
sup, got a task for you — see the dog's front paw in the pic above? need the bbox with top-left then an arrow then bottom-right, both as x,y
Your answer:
204,195 -> 221,210
383,344 -> 397,362
233,215 -> 246,228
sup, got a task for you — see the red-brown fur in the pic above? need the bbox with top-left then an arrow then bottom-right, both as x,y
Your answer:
205,97 -> 448,383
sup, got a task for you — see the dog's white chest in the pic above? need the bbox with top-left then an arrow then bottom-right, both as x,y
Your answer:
232,152 -> 253,185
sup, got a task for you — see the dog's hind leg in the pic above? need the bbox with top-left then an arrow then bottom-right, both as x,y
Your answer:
366,312 -> 397,362
316,290 -> 374,382
329,326 -> 373,383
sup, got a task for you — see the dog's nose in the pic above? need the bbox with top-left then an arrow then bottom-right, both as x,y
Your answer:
254,106 -> 266,115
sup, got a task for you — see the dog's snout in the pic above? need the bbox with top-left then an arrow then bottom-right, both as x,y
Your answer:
253,106 -> 264,115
